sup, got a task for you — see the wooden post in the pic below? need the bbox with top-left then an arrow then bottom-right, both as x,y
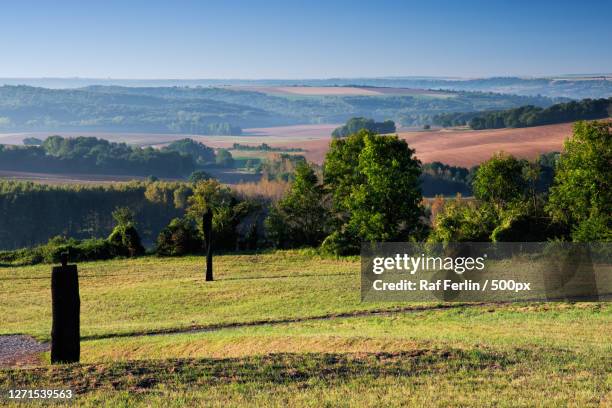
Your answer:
203,209 -> 213,281
51,253 -> 80,363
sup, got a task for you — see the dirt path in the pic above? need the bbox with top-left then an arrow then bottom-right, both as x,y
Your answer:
0,335 -> 48,367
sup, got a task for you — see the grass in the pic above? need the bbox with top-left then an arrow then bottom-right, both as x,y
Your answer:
1,251 -> 611,406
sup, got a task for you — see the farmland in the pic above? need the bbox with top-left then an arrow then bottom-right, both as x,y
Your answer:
1,251 -> 610,406
0,121 -> 574,174
259,122 -> 573,166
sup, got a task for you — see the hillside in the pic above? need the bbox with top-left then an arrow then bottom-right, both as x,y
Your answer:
2,76 -> 612,98
0,85 -> 561,133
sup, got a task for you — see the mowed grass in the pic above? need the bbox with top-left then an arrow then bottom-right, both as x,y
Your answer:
0,251 -> 375,340
1,251 -> 611,407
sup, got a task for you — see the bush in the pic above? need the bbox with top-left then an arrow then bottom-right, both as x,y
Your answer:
428,199 -> 497,243
0,236 -> 116,266
156,218 -> 202,256
320,229 -> 360,256
188,170 -> 211,183
215,149 -> 234,167
107,224 -> 145,257
491,213 -> 567,242
106,207 -> 145,257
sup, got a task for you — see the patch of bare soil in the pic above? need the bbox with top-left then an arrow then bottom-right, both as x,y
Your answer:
0,335 -> 48,367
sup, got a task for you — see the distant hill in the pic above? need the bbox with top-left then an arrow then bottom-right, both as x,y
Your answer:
0,85 -> 561,133
1,76 -> 611,98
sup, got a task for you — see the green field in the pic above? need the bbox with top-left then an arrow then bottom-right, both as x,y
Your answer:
1,251 -> 610,406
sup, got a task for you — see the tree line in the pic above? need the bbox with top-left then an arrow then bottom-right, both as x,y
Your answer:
468,98 -> 611,130
0,136 -> 245,178
332,117 -> 396,138
0,136 -> 195,177
0,121 -> 608,263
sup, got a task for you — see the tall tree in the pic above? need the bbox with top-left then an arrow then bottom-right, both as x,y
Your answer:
187,181 -> 230,281
472,152 -> 529,209
322,130 -> 425,254
547,121 -> 611,241
265,162 -> 331,248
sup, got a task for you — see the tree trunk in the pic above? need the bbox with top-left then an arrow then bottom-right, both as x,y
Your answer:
203,209 -> 213,281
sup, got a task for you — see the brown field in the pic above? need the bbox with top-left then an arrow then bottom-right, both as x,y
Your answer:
229,86 -> 453,97
293,122 -> 575,166
0,124 -> 338,150
395,122 -> 574,167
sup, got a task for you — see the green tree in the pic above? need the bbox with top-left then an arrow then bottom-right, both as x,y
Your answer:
215,149 -> 234,167
22,137 -> 43,146
332,117 -> 396,138
156,218 -> 201,256
186,179 -> 253,250
428,198 -> 498,243
107,206 -> 145,257
165,138 -> 216,165
111,206 -> 135,226
472,152 -> 529,209
265,162 -> 331,248
188,170 -> 211,183
547,121 -> 611,241
322,130 -> 425,254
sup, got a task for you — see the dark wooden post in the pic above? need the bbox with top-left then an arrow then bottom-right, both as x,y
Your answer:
51,253 -> 80,363
203,209 -> 213,281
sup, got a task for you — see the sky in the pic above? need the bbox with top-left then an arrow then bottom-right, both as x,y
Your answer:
1,0 -> 611,79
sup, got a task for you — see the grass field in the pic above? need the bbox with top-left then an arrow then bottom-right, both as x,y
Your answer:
1,251 -> 611,406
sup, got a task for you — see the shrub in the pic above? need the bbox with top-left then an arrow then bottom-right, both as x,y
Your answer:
0,236 -> 116,266
108,224 -> 145,257
491,213 -> 567,242
428,199 -> 497,243
156,218 -> 202,256
188,170 -> 211,183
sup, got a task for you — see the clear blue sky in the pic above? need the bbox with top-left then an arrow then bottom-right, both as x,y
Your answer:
1,0 -> 610,79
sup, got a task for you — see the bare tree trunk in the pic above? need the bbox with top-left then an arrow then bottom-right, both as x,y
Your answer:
51,253 -> 80,363
203,209 -> 213,281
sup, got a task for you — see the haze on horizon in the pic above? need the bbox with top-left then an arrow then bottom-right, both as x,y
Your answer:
1,0 -> 611,79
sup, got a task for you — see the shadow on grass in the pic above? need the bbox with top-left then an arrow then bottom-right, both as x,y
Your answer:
0,349 -> 534,394
80,302 -> 489,341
